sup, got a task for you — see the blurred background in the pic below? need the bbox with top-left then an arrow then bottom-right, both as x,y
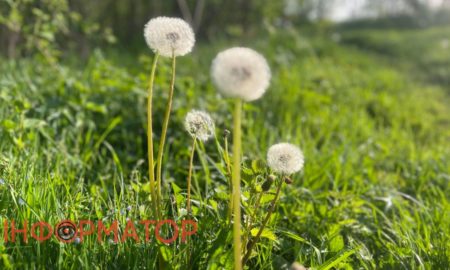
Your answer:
1,0 -> 450,59
1,2 -> 450,268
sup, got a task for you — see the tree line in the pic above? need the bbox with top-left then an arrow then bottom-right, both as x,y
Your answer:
0,0 -> 448,59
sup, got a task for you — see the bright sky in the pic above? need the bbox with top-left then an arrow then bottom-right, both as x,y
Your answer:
329,0 -> 446,21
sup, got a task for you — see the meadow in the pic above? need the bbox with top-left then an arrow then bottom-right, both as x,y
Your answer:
0,24 -> 449,269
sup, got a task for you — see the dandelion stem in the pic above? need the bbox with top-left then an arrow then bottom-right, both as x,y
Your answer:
187,138 -> 197,213
242,179 -> 284,266
224,132 -> 233,222
156,54 -> 177,208
186,137 -> 196,267
232,99 -> 242,270
147,53 -> 160,219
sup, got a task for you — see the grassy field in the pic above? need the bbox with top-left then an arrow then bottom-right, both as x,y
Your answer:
0,25 -> 449,269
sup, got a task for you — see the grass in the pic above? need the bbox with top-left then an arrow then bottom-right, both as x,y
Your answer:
0,25 -> 449,269
339,26 -> 450,87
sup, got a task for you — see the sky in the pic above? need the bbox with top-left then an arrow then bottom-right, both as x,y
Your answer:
325,0 -> 447,21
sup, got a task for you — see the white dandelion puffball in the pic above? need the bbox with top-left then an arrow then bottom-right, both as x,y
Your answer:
184,110 -> 215,141
267,143 -> 304,175
211,47 -> 271,101
144,17 -> 195,57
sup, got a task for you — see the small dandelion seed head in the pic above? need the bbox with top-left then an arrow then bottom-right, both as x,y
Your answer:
18,198 -> 25,206
267,143 -> 304,175
74,237 -> 81,244
144,17 -> 195,57
211,47 -> 271,101
0,178 -> 5,185
179,208 -> 188,217
184,110 -> 215,142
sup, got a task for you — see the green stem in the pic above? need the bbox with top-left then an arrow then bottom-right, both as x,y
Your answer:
186,138 -> 196,267
224,133 -> 233,222
147,54 -> 165,270
156,54 -> 177,209
187,138 -> 197,213
242,180 -> 284,266
232,99 -> 242,270
147,53 -> 160,218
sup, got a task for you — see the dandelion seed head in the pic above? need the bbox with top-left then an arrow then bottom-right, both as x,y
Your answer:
267,143 -> 304,175
0,178 -> 5,185
211,47 -> 271,101
184,110 -> 215,141
18,198 -> 25,206
144,17 -> 195,57
179,208 -> 188,217
74,237 -> 81,244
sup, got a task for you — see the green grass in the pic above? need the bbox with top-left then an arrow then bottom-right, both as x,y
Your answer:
0,25 -> 449,269
339,26 -> 450,87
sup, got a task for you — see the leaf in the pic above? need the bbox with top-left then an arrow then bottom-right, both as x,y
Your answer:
261,193 -> 275,204
1,120 -> 16,130
141,182 -> 150,193
207,246 -> 233,270
206,229 -> 233,270
13,137 -> 24,149
318,249 -> 356,270
94,117 -> 122,149
159,245 -> 173,262
23,118 -> 47,129
175,194 -> 184,207
250,228 -> 277,241
1,254 -> 12,269
328,224 -> 344,252
279,230 -> 307,244
85,102 -> 107,114
208,199 -> 218,212
130,182 -> 141,193
329,234 -> 345,252
241,167 -> 254,183
213,187 -> 229,200
251,159 -> 266,173
171,182 -> 181,195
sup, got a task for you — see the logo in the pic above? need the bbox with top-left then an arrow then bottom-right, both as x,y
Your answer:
55,220 -> 77,242
2,219 -> 198,244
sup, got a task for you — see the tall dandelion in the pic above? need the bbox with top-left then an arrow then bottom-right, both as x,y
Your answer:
144,17 -> 195,57
184,110 -> 215,212
242,143 -> 304,265
211,47 -> 271,270
211,47 -> 271,101
143,17 -> 195,218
